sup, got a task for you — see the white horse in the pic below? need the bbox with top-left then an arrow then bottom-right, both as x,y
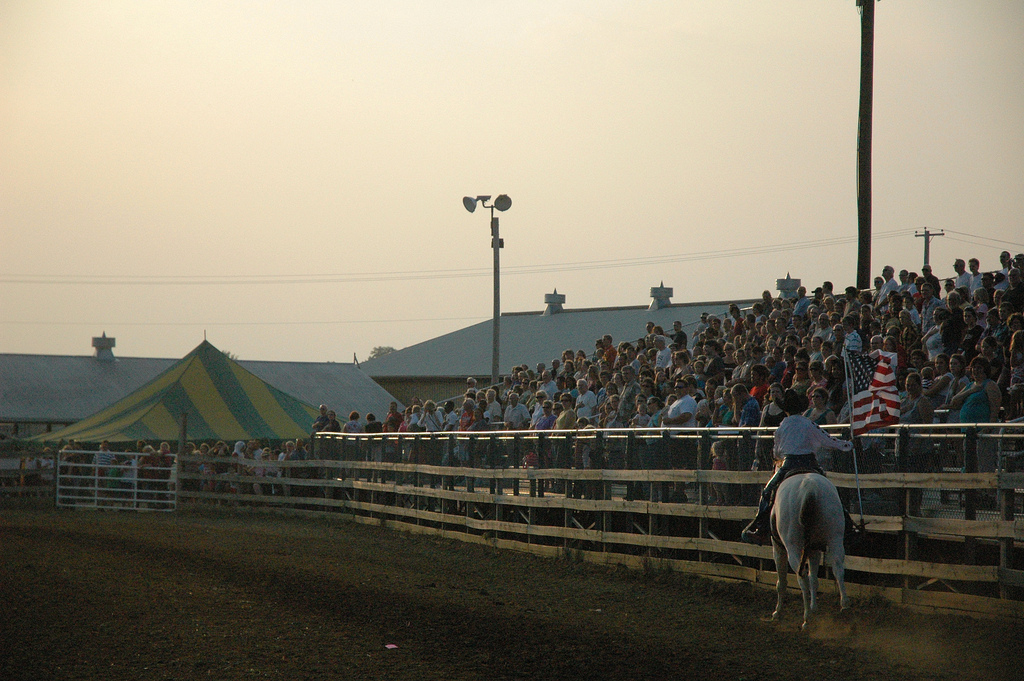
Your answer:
770,472 -> 850,629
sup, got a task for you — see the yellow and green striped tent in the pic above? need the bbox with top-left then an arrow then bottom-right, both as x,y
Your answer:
32,341 -> 319,443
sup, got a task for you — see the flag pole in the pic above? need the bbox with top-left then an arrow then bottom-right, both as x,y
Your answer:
842,347 -> 866,524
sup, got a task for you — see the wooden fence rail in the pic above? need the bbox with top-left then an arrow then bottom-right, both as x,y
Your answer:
174,456 -> 1024,620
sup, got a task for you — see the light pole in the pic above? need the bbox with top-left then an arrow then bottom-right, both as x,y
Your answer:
463,194 -> 511,386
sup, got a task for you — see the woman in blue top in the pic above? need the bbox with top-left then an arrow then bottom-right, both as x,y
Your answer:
947,356 -> 1001,424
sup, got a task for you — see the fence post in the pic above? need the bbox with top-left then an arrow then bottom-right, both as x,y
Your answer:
512,434 -> 522,496
660,430 -> 672,505
625,432 -> 637,501
489,435 -> 500,496
964,427 -> 979,565
1000,454 -> 1016,599
532,433 -> 546,497
698,430 -> 712,564
895,426 -> 916,591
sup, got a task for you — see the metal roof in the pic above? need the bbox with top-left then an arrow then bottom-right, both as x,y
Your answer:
1,351 -> 399,424
0,353 -> 175,423
360,298 -> 757,378
238,359 -> 399,419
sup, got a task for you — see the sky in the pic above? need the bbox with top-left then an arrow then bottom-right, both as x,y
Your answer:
2,1 -> 1022,363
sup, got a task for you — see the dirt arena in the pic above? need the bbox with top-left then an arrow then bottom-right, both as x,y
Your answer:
1,505 -> 1019,681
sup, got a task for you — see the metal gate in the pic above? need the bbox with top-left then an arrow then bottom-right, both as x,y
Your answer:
55,450 -> 177,511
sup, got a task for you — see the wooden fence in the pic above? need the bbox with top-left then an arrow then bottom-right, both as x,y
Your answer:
0,457 -> 54,498
171,425 -> 1024,621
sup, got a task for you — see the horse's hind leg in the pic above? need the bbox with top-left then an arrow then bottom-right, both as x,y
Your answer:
796,569 -> 813,630
771,540 -> 787,621
831,545 -> 850,610
806,550 -> 823,617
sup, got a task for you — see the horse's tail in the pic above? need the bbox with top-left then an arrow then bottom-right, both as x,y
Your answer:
797,491 -> 818,577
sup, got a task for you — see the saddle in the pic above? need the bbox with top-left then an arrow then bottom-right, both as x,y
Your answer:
778,467 -> 825,484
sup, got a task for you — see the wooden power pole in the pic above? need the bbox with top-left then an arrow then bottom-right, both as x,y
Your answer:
856,0 -> 875,290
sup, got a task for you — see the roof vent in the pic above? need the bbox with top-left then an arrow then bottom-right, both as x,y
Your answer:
776,273 -> 800,299
649,282 -> 673,311
92,332 -> 115,362
542,289 -> 566,316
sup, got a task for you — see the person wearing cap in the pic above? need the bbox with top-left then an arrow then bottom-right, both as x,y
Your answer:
662,377 -> 697,428
920,264 -> 941,295
312,404 -> 330,432
695,313 -> 710,340
740,390 -> 859,545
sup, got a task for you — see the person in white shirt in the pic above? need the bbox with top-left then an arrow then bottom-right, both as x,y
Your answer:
954,259 -> 972,291
419,401 -> 444,432
878,265 -> 899,304
653,335 -> 673,370
530,390 -> 549,428
442,401 -> 460,431
575,380 -> 598,420
503,392 -> 531,430
967,258 -> 983,294
842,314 -> 863,354
997,251 -> 1013,291
662,377 -> 698,428
484,389 -> 503,424
740,391 -> 860,545
539,370 -> 557,398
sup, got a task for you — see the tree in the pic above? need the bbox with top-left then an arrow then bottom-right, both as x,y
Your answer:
368,346 -> 396,360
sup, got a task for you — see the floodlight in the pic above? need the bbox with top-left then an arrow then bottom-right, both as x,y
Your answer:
461,191 -> 510,387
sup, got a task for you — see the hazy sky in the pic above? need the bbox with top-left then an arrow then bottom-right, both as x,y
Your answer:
2,1 -> 1022,362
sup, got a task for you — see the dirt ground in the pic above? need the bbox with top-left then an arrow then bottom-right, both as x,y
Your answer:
1,504 -> 1020,681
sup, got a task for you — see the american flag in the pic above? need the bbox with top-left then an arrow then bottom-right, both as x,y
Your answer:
847,350 -> 899,436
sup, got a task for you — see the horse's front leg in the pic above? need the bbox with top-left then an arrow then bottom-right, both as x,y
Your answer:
771,539 -> 787,620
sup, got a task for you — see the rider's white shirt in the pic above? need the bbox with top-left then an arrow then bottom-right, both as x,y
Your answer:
773,415 -> 853,460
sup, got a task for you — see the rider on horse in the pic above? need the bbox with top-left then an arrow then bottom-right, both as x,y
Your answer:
741,390 -> 860,545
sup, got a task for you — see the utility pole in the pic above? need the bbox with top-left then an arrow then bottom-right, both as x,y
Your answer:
855,0 -> 875,290
915,227 -> 945,268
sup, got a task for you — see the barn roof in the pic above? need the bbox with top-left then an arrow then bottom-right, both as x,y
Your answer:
359,297 -> 757,378
29,341 -> 319,443
1,345 -> 399,426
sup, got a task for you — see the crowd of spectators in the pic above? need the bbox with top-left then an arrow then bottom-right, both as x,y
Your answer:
45,251 -> 1024,489
322,251 -> 1024,443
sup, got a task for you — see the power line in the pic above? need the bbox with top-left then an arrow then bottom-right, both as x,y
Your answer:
0,229 -> 913,286
1,316 -> 489,328
943,229 -> 1024,250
